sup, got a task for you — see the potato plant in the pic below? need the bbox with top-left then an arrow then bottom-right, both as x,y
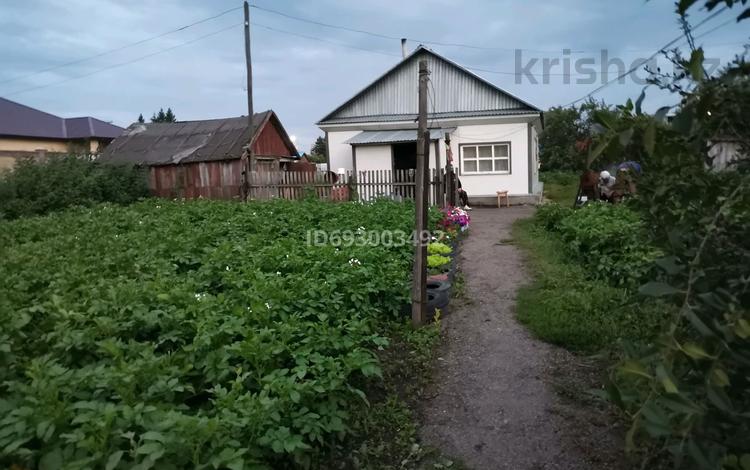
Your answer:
0,198 -> 424,469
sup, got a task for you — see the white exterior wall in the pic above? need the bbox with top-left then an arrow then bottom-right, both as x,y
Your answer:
325,118 -> 541,198
354,145 -> 391,171
450,122 -> 531,197
327,130 -> 359,173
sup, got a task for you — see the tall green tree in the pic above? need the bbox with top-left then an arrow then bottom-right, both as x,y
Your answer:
538,106 -> 584,172
308,136 -> 327,163
150,108 -> 177,123
137,113 -> 145,124
539,100 -> 615,172
311,137 -> 326,157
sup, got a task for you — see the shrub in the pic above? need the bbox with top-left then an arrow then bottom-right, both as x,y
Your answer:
539,171 -> 579,186
514,219 -> 667,353
534,202 -> 574,232
555,203 -> 660,289
610,150 -> 750,469
0,156 -> 149,220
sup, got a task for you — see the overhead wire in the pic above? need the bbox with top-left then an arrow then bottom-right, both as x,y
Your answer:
3,3 -> 743,98
3,23 -> 243,98
558,6 -> 730,108
0,5 -> 243,86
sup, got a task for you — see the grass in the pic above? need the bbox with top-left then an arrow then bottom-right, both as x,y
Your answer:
540,171 -> 579,206
512,218 -> 670,354
338,319 -> 459,469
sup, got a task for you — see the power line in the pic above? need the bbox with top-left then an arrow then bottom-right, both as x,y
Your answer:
250,3 -> 747,55
252,23 -> 401,58
250,4 -> 588,54
0,5 -> 242,86
255,22 -> 593,78
693,17 -> 737,41
558,7 -> 729,108
3,23 -> 243,98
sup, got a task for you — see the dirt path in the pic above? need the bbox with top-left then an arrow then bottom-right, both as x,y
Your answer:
420,207 -> 626,470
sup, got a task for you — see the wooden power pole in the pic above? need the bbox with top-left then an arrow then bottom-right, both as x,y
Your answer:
243,1 -> 255,199
411,59 -> 429,327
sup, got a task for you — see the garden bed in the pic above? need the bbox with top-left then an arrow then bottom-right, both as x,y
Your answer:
0,198 -> 445,469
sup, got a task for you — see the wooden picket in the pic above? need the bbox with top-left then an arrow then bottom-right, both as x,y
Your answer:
248,169 -> 452,205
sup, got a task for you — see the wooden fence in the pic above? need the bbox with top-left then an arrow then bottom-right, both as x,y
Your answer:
249,169 -> 453,206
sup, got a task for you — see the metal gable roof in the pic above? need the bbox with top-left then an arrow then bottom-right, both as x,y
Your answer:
318,46 -> 540,125
0,97 -> 123,140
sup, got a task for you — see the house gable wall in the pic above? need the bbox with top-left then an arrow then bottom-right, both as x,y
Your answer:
322,50 -> 534,123
252,118 -> 297,158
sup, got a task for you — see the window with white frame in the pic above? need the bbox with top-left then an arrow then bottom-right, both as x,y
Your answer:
460,143 -> 511,174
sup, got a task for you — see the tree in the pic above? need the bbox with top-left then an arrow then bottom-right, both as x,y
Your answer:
308,136 -> 327,163
539,99 -> 615,172
538,106 -> 584,172
137,113 -> 145,124
150,107 -> 177,123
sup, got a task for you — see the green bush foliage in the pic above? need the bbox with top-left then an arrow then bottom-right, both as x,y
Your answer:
556,203 -> 660,289
606,111 -> 750,469
535,202 -> 659,289
0,156 -> 149,220
0,198 -> 424,469
558,25 -> 750,465
534,203 -> 574,232
514,219 -> 669,353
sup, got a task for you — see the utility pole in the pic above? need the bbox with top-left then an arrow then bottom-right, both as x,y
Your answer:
411,59 -> 429,327
243,0 -> 255,200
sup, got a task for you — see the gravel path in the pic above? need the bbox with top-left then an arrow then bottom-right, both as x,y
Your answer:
419,207 -> 627,470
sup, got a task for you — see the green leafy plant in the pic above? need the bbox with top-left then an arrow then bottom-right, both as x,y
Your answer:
427,242 -> 452,256
427,254 -> 451,270
0,198 -> 437,468
0,156 -> 149,220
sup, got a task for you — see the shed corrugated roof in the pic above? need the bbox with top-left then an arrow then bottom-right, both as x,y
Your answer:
345,128 -> 456,145
99,111 -> 296,166
0,97 -> 123,139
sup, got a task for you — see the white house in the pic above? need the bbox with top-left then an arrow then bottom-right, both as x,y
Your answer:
317,46 -> 543,204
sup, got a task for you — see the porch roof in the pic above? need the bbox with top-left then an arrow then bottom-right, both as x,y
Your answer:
344,128 -> 455,145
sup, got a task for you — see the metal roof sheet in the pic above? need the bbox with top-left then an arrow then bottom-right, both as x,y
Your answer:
322,109 -> 539,125
99,112 -> 276,166
345,128 -> 456,145
0,97 -> 123,139
318,47 -> 541,126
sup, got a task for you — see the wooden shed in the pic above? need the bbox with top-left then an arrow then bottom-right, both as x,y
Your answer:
99,111 -> 297,199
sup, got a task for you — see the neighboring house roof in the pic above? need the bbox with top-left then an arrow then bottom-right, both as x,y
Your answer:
0,97 -> 123,139
318,46 -> 541,126
99,111 -> 297,166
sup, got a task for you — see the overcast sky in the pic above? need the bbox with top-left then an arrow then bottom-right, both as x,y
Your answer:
1,0 -> 747,153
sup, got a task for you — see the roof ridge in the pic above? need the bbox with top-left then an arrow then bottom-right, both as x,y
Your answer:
138,110 -> 273,126
317,47 -> 540,125
0,96 -> 64,120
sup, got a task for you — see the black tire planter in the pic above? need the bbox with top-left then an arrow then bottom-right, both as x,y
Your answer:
426,279 -> 451,294
428,290 -> 449,308
426,290 -> 450,320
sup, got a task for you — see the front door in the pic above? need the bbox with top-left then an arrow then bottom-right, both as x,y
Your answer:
392,142 -> 417,198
